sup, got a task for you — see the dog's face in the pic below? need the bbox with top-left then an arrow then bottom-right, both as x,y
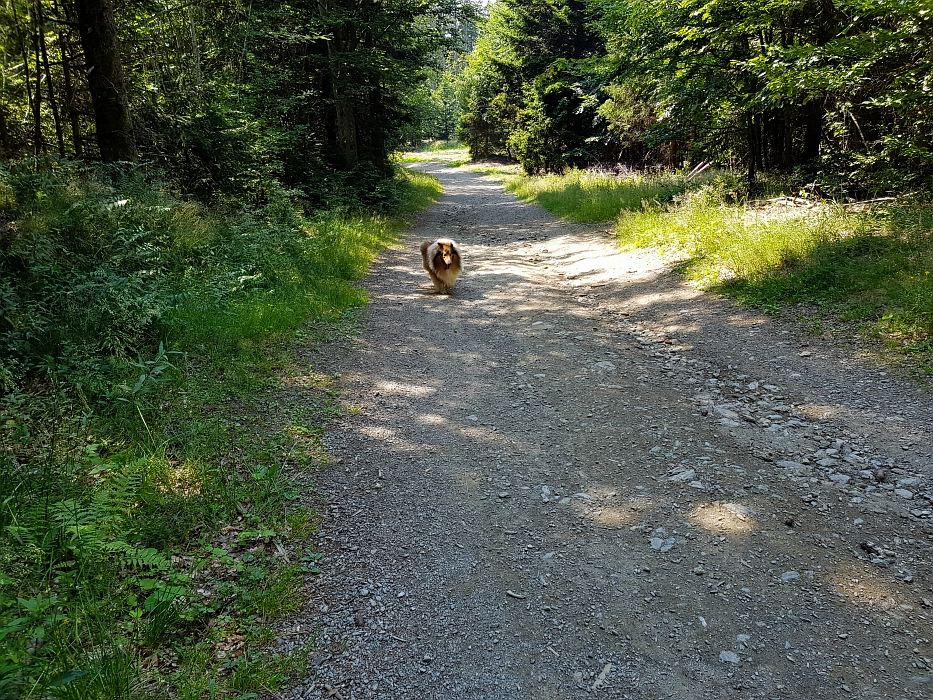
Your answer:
437,242 -> 455,265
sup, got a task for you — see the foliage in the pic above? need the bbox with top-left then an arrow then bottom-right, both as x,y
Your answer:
0,161 -> 441,697
457,0 -> 933,192
457,0 -> 604,172
0,0 -> 473,204
499,167 -> 728,222
613,188 -> 933,355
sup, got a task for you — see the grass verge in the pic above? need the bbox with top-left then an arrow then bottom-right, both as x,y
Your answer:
498,168 -> 706,222
0,162 -> 441,698
397,145 -> 471,167
615,191 -> 933,364
476,163 -> 932,370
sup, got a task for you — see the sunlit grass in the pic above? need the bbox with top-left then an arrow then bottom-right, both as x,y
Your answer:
500,168 -> 694,223
615,189 -> 933,357
398,146 -> 470,167
419,139 -> 464,152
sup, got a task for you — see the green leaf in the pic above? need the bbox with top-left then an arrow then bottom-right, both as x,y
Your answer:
47,669 -> 88,687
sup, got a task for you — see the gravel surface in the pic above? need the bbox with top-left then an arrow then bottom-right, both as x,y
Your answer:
278,163 -> 933,699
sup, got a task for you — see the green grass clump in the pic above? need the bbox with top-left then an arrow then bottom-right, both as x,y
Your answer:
500,168 -> 692,222
615,187 -> 933,356
418,139 -> 463,152
0,160 -> 441,698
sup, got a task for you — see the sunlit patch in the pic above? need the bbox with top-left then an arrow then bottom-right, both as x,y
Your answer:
459,426 -> 503,444
689,502 -> 757,534
574,492 -> 654,528
417,413 -> 447,425
282,370 -> 334,390
373,381 -> 433,397
588,506 -> 639,527
797,403 -> 845,421
828,562 -> 912,618
158,461 -> 202,497
360,425 -> 397,440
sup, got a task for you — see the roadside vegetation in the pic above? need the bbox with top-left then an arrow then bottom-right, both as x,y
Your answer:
1,0 -> 463,694
399,141 -> 470,167
0,161 -> 441,698
471,165 -> 933,369
447,0 -> 932,369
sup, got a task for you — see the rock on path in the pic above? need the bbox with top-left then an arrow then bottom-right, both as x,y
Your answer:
279,163 -> 933,699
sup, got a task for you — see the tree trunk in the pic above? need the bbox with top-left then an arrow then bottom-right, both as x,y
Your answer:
802,100 -> 822,163
73,0 -> 137,161
37,0 -> 66,156
0,108 -> 11,158
334,96 -> 358,167
10,0 -> 40,156
54,0 -> 83,156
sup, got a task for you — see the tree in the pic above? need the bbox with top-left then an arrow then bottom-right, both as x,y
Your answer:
458,0 -> 603,172
73,0 -> 137,161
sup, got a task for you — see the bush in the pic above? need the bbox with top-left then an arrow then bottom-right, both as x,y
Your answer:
0,158 -> 441,697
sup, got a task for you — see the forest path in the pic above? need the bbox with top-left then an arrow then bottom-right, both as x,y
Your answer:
283,163 -> 933,699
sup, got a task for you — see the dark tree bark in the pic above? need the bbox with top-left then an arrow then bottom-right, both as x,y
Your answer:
37,0 -> 66,156
72,0 -> 137,161
10,0 -> 40,156
53,0 -> 83,156
0,108 -> 11,157
802,99 -> 822,163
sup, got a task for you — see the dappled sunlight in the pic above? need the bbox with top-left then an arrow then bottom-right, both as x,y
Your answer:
797,403 -> 846,421
281,369 -> 335,390
156,461 -> 203,498
827,561 -> 916,619
571,487 -> 656,529
416,413 -> 447,425
359,425 -> 398,441
459,425 -> 508,444
587,504 -> 642,528
373,380 -> 435,397
688,502 -> 758,534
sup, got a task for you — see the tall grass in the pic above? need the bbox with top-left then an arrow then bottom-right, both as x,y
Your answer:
499,169 -> 692,222
498,168 -> 748,223
418,139 -> 463,152
487,161 -> 933,361
615,187 -> 933,355
0,160 -> 441,698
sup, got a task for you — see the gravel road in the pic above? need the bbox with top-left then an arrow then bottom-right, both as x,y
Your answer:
280,163 -> 933,699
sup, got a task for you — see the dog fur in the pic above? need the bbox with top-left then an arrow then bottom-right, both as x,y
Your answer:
420,238 -> 462,293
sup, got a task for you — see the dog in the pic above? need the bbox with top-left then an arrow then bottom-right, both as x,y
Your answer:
420,238 -> 462,293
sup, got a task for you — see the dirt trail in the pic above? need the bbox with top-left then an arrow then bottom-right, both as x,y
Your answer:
281,163 -> 933,699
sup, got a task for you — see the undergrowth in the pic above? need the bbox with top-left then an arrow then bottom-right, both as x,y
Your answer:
0,159 -> 441,698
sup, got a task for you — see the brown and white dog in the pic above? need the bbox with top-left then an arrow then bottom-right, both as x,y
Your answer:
420,238 -> 462,293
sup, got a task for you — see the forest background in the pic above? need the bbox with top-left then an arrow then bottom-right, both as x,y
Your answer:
1,0 -> 931,698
